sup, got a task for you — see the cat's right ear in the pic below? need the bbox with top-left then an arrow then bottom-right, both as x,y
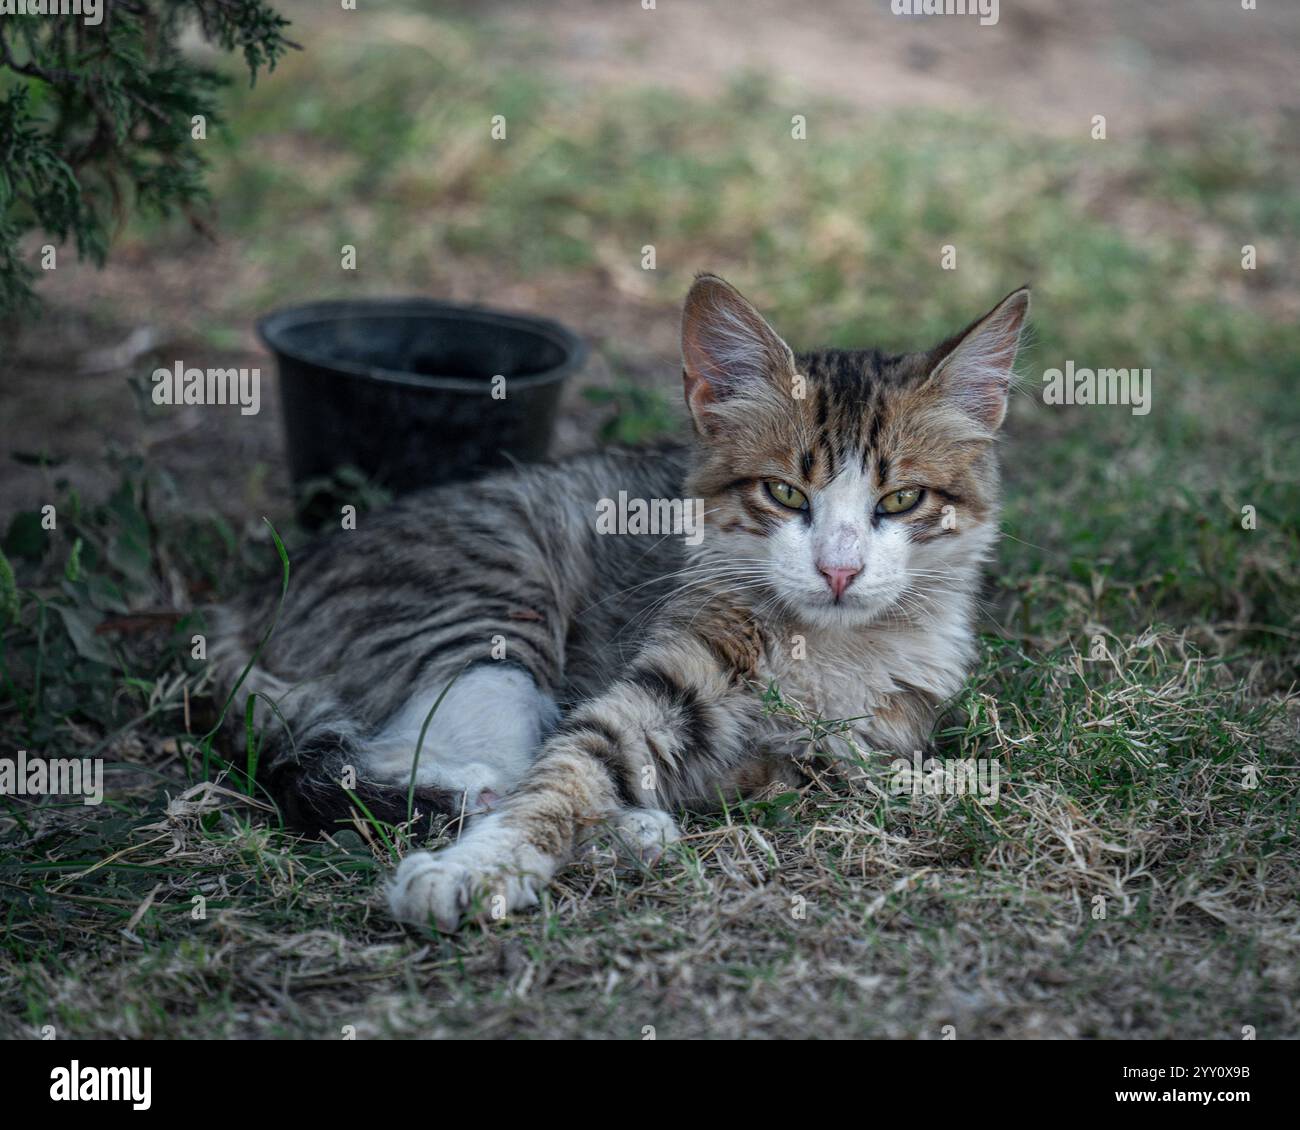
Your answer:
924,286 -> 1031,431
681,274 -> 795,434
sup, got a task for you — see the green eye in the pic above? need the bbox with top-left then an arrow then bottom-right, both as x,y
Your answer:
765,481 -> 809,511
876,488 -> 923,515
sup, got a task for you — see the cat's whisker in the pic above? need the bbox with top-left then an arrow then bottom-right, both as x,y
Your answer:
622,505 -> 731,572
575,559 -> 761,616
615,570 -> 775,638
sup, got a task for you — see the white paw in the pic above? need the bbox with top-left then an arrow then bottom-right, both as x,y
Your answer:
387,818 -> 549,932
608,808 -> 681,866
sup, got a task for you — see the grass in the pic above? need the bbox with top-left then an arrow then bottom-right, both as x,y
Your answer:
1,2 -> 1297,1039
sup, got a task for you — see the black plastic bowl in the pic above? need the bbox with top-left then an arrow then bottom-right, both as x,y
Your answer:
257,298 -> 586,501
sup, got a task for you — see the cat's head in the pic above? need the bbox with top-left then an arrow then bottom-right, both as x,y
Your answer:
681,274 -> 1029,631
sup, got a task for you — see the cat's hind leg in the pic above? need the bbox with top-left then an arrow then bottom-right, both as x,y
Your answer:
389,604 -> 764,931
361,663 -> 559,814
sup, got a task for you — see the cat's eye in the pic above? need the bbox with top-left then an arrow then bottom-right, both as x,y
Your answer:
876,488 -> 924,516
765,481 -> 809,511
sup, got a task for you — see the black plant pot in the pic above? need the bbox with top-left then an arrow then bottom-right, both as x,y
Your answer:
257,298 -> 586,518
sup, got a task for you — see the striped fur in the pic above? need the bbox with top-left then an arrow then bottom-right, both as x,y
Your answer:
211,275 -> 1029,930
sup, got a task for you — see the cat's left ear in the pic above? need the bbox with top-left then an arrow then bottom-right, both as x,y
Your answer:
925,287 -> 1030,430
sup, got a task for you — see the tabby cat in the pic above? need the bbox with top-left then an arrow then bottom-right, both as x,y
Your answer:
213,275 -> 1029,931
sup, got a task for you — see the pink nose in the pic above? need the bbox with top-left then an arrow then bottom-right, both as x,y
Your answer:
818,564 -> 860,600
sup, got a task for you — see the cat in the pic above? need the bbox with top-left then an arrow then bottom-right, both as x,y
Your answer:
211,274 -> 1029,931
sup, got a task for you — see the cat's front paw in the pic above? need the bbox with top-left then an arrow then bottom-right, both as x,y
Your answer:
388,828 -> 546,932
609,807 -> 681,866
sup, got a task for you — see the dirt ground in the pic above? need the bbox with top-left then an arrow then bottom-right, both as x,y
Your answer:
502,0 -> 1299,130
4,0 -> 1299,520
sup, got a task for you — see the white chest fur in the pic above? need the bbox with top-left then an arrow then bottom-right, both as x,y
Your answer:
757,604 -> 976,754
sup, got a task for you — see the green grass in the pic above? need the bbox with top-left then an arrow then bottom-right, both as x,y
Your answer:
1,3 -> 1297,1038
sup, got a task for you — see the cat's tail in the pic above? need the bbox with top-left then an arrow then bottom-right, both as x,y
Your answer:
260,722 -> 465,838
207,608 -> 463,837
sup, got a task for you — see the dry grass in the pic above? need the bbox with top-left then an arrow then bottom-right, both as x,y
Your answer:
3,624 -> 1295,1039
